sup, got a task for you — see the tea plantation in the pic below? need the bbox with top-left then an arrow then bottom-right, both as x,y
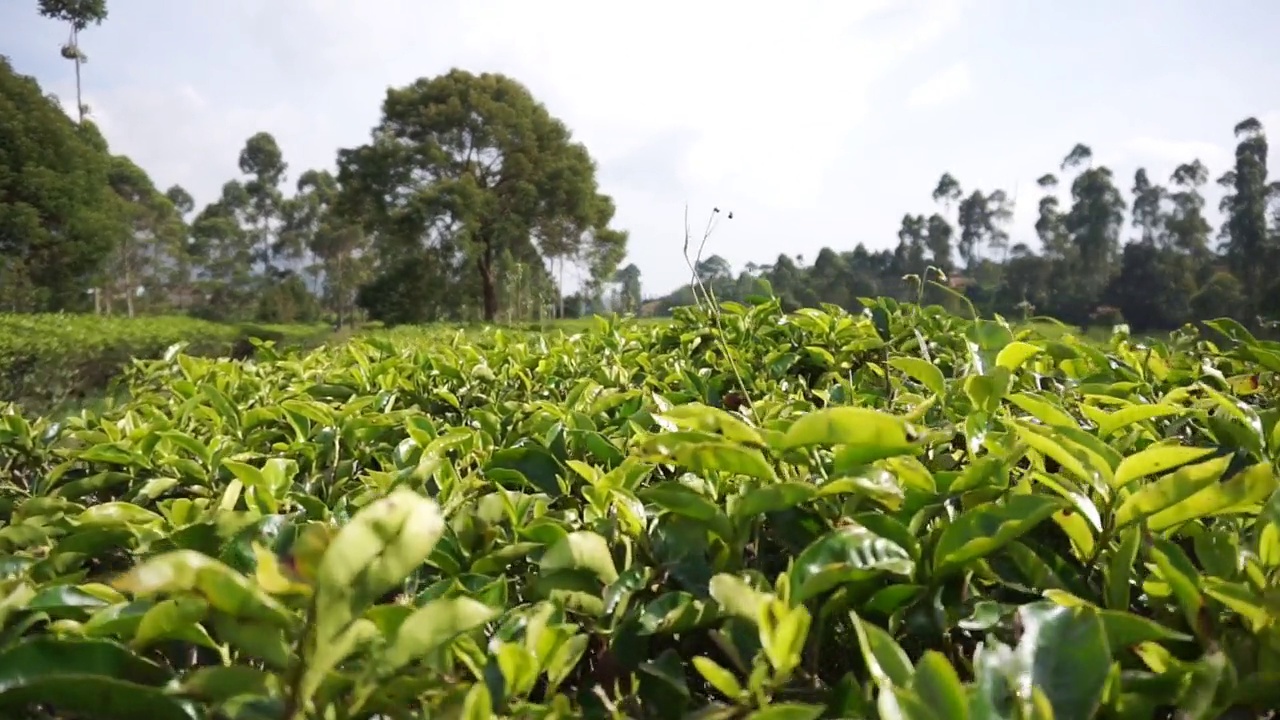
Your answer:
1,298 -> 1278,720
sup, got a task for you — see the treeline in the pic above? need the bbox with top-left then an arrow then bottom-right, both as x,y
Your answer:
656,123 -> 1279,333
2,60 -> 633,325
4,0 -> 635,325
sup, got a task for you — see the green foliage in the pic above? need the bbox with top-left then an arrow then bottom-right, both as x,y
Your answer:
654,117 -> 1279,337
337,68 -> 628,323
0,314 -> 330,412
36,0 -> 108,30
0,58 -> 124,311
1,297 -> 1278,718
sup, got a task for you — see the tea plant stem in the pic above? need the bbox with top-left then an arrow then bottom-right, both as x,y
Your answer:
282,602 -> 317,720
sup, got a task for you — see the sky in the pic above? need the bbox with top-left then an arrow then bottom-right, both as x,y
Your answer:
3,0 -> 1279,296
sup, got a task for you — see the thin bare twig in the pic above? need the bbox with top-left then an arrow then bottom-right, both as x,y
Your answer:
680,205 -> 754,412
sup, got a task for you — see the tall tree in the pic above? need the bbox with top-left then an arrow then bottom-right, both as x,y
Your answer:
956,192 -> 985,269
895,214 -> 928,275
613,263 -> 642,313
1130,168 -> 1166,245
1034,174 -> 1071,260
338,69 -> 627,322
1165,160 -> 1212,260
189,181 -> 253,319
932,173 -> 963,210
954,190 -> 1010,268
1061,143 -> 1125,300
105,155 -> 185,316
163,184 -> 197,309
284,169 -> 369,327
237,132 -> 288,274
1220,117 -> 1273,316
36,0 -> 108,124
924,213 -> 954,272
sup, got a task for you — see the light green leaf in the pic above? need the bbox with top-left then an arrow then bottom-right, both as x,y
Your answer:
379,596 -> 498,674
1113,444 -> 1217,489
1146,461 -> 1276,531
888,356 -> 947,396
775,407 -> 918,462
539,531 -> 619,584
995,340 -> 1042,371
113,550 -> 292,627
1113,455 -> 1231,530
659,402 -> 765,446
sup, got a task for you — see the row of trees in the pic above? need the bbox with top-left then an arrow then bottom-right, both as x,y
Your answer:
3,1 -> 633,324
660,119 -> 1279,333
7,1 -> 1277,331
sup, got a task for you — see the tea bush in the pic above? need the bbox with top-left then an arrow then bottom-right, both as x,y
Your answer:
0,297 -> 1278,719
0,314 -> 331,412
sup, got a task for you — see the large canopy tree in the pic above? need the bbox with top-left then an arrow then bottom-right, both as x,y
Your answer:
337,69 -> 627,322
0,57 -> 124,311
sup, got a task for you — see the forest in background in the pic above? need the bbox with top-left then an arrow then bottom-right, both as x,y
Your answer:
3,1 -> 1280,333
655,130 -> 1280,335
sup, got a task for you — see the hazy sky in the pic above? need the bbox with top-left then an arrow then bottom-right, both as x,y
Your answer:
3,0 -> 1279,295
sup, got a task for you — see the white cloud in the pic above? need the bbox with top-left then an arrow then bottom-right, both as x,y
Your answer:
907,62 -> 971,108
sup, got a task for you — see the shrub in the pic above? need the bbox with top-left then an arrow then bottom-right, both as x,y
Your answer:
0,313 -> 330,411
0,299 -> 1277,718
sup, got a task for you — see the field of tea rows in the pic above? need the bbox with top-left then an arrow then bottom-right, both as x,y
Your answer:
0,313 -> 332,414
1,298 -> 1278,720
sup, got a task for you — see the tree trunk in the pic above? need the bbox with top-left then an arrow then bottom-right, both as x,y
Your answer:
73,28 -> 84,124
479,250 -> 498,322
558,257 -> 565,319
334,253 -> 345,329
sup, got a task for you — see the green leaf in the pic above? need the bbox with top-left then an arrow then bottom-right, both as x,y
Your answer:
733,482 -> 816,519
1097,609 -> 1193,648
0,637 -> 193,720
692,655 -> 743,700
487,446 -> 564,496
745,704 -> 825,720
1113,455 -> 1231,530
379,596 -> 498,674
1113,444 -> 1218,489
995,340 -> 1041,371
888,356 -> 947,396
788,524 -> 914,603
1006,393 -> 1078,429
775,407 -> 918,461
1013,422 -> 1111,492
659,402 -> 765,446
933,495 -> 1065,575
306,489 -> 445,703
639,482 -> 734,541
77,501 -> 165,527
644,434 -> 779,481
911,650 -> 969,720
178,665 -> 273,703
709,573 -> 772,624
133,596 -> 218,650
539,531 -> 619,584
1105,526 -> 1141,611
1015,602 -> 1111,720
1095,403 -> 1182,437
113,550 -> 292,627
850,611 -> 913,688
1146,461 -> 1276,531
